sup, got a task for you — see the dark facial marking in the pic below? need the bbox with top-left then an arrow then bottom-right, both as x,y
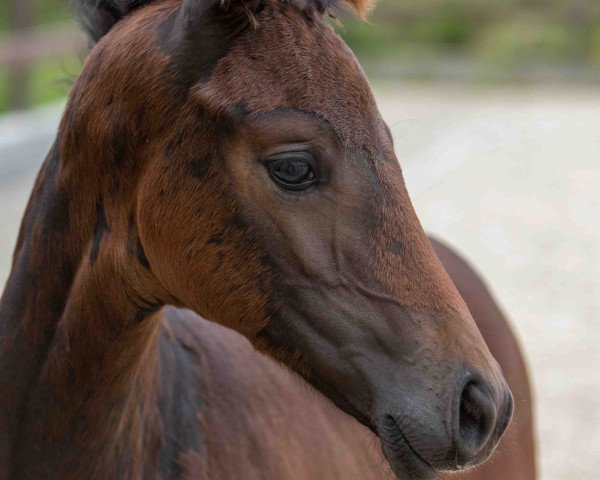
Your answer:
228,102 -> 251,118
91,200 -> 110,264
390,240 -> 403,256
188,155 -> 213,182
229,206 -> 251,232
42,188 -> 71,239
207,234 -> 223,246
110,129 -> 128,168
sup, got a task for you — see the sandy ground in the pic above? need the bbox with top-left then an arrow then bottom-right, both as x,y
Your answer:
1,83 -> 599,479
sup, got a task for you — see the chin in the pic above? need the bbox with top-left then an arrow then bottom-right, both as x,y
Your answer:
382,438 -> 438,480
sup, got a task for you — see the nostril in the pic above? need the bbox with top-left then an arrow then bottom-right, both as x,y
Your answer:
459,383 -> 487,452
497,388 -> 514,438
453,381 -> 497,466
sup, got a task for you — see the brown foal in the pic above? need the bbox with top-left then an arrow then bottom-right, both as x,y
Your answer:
0,0 -> 534,479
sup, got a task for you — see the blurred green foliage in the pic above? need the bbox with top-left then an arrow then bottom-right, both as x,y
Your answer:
339,0 -> 600,77
0,54 -> 81,113
0,0 -> 76,112
1,0 -> 599,113
0,0 -> 70,36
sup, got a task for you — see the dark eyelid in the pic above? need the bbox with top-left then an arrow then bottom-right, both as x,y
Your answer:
268,151 -> 314,161
263,142 -> 313,158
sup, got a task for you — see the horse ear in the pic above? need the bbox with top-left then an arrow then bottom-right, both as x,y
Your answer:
161,0 -> 260,92
75,0 -> 148,42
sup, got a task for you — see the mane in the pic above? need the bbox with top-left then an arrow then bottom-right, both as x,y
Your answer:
74,0 -> 375,43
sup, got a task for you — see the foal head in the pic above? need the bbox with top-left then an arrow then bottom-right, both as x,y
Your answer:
68,0 -> 512,477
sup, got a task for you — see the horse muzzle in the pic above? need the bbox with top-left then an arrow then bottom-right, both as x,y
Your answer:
377,371 -> 514,480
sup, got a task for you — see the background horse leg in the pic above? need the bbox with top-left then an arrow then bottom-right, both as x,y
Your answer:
430,238 -> 537,480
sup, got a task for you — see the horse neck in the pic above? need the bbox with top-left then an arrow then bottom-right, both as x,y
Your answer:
0,137 -> 164,479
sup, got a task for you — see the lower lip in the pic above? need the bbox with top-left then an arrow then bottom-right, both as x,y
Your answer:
382,431 -> 437,480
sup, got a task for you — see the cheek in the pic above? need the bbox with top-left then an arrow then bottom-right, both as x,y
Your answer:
136,163 -> 272,336
228,150 -> 377,285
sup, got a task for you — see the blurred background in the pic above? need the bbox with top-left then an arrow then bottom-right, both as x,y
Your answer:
2,0 -> 600,111
1,1 -> 599,479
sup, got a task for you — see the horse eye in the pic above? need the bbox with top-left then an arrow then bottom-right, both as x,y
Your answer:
267,153 -> 317,191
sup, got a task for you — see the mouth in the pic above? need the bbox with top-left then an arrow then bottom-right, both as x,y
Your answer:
307,374 -> 439,480
380,415 -> 437,480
